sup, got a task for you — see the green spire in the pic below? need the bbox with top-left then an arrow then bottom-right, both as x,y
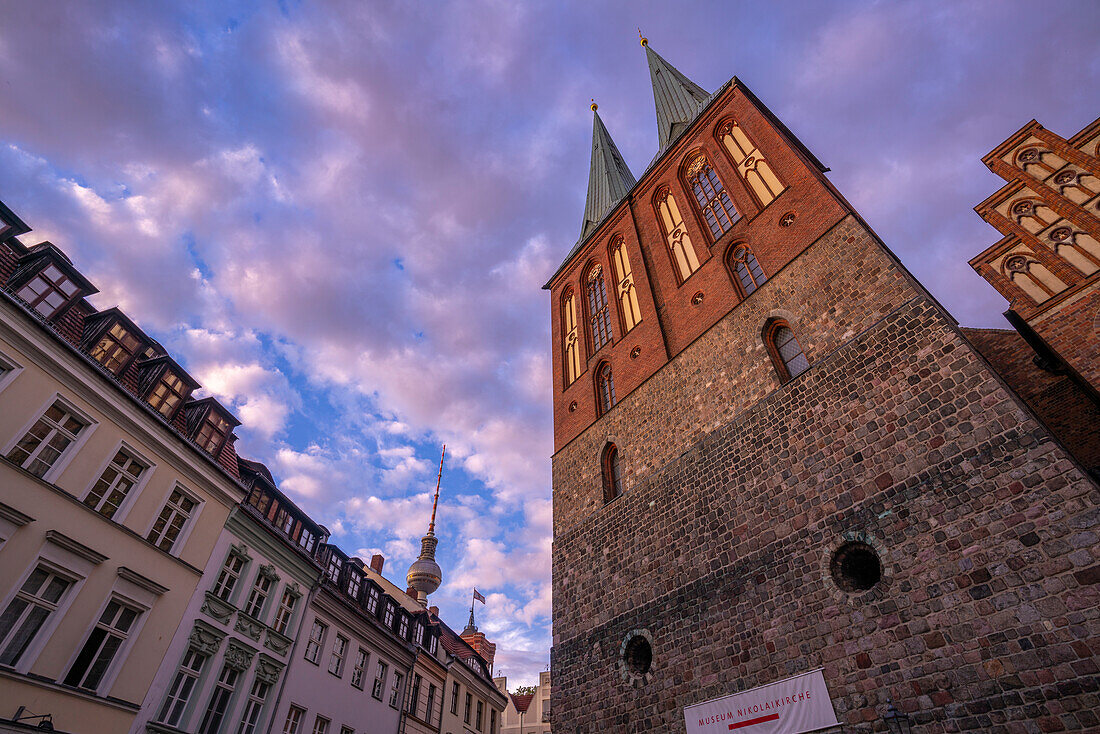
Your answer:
580,104 -> 637,242
643,40 -> 711,151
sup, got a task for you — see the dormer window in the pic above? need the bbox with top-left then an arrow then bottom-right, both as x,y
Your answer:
90,323 -> 142,375
16,264 -> 81,319
196,412 -> 230,455
148,371 -> 189,418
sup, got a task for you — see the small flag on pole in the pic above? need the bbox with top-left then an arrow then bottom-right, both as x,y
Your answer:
473,589 -> 486,604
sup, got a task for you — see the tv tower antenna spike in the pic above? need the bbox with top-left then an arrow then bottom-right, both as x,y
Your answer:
428,444 -> 445,535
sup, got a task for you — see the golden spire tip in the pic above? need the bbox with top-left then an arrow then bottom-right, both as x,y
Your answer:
638,28 -> 648,47
590,99 -> 598,112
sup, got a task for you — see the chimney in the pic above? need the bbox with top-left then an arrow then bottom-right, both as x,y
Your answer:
429,605 -> 439,617
370,554 -> 385,573
406,586 -> 417,598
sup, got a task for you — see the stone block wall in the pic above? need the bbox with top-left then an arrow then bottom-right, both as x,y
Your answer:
551,221 -> 1100,732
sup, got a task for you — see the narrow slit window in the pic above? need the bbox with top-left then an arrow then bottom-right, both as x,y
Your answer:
603,444 -> 622,503
596,363 -> 616,416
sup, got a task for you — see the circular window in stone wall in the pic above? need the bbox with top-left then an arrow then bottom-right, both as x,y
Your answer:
830,541 -> 882,592
618,629 -> 654,685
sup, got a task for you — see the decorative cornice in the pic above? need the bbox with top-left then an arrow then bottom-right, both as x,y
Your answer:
234,611 -> 264,642
188,620 -> 225,657
224,639 -> 257,671
0,500 -> 34,527
117,567 -> 169,596
201,591 -> 236,625
44,529 -> 107,564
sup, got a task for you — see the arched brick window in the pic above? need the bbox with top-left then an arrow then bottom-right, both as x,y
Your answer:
684,154 -> 739,239
595,361 -> 616,416
561,289 -> 581,386
602,443 -> 622,503
654,187 -> 701,283
717,119 -> 784,208
765,321 -> 809,382
610,238 -> 642,332
726,244 -> 767,297
587,265 -> 613,352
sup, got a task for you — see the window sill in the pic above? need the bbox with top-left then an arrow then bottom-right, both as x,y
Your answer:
0,666 -> 140,712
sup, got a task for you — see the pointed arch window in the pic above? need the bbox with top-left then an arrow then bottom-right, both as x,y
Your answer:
727,245 -> 767,297
587,265 -> 613,352
655,189 -> 700,282
766,321 -> 809,383
718,120 -> 784,207
610,238 -> 641,332
596,362 -> 616,416
685,155 -> 739,239
602,443 -> 622,503
1001,254 -> 1065,304
562,290 -> 581,386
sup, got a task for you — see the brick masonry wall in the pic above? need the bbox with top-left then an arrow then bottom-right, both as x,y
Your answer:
962,326 -> 1100,471
551,221 -> 1100,732
553,215 -> 915,537
1031,281 -> 1100,393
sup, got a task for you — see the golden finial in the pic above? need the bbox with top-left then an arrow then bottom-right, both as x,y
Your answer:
639,28 -> 648,47
591,99 -> 598,112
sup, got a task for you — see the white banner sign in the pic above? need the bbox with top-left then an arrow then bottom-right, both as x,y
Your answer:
684,669 -> 840,734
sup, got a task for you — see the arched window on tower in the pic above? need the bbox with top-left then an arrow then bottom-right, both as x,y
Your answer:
685,154 -> 739,239
765,321 -> 810,383
654,188 -> 701,283
1000,254 -> 1065,304
602,443 -> 622,503
587,265 -> 613,352
562,289 -> 581,386
717,120 -> 784,208
596,362 -> 616,416
726,245 -> 767,297
610,238 -> 642,332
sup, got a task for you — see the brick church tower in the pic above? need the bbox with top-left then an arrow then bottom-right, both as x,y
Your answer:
545,42 -> 1100,732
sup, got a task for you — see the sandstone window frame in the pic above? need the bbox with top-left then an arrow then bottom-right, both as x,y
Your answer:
561,288 -> 582,387
236,676 -> 272,734
156,647 -> 211,727
653,186 -> 702,284
328,633 -> 348,677
61,594 -> 144,694
304,618 -> 328,665
609,235 -> 642,334
0,348 -> 24,398
282,705 -> 306,734
715,117 -> 786,209
350,647 -> 369,690
372,659 -> 388,700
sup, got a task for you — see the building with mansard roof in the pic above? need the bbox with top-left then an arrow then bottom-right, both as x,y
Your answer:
546,40 -> 1099,732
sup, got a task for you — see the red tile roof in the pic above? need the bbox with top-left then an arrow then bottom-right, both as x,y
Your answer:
511,693 -> 534,713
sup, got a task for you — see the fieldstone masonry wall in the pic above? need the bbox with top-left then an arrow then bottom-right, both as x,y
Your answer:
551,218 -> 1100,732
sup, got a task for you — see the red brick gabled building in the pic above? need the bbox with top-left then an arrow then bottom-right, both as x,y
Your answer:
966,118 -> 1100,470
547,42 -> 1100,732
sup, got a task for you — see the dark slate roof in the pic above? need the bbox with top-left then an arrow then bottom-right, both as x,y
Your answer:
645,42 -> 711,152
579,108 -> 637,242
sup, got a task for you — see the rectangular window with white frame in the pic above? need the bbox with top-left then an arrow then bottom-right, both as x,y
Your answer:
282,706 -> 305,734
5,398 -> 94,481
304,619 -> 327,664
389,671 -> 403,708
147,486 -> 201,553
272,586 -> 298,635
371,660 -> 387,700
81,444 -> 152,522
350,647 -> 368,690
236,676 -> 271,734
328,633 -> 347,677
62,596 -> 142,693
0,564 -> 75,667
212,551 -> 248,603
197,662 -> 240,734
311,715 -> 330,734
156,648 -> 209,727
243,569 -> 274,620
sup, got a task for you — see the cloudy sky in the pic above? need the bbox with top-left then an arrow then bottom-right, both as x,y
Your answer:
1,1 -> 1097,685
